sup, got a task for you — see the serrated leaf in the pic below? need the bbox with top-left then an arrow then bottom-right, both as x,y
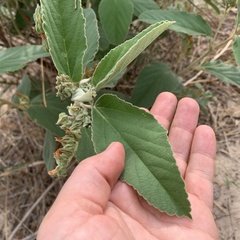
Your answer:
131,61 -> 183,108
130,0 -> 159,16
28,93 -> 70,136
0,45 -> 49,74
40,0 -> 87,82
92,21 -> 174,91
43,130 -> 57,171
92,94 -> 191,218
203,60 -> 240,87
83,8 -> 99,68
76,128 -> 96,162
99,0 -> 134,45
233,36 -> 240,65
139,10 -> 212,36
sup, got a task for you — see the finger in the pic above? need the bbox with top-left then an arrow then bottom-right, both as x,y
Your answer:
150,92 -> 177,129
54,142 -> 125,214
185,125 -> 216,210
168,98 -> 200,176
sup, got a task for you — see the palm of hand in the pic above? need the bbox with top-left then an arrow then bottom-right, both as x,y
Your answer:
38,93 -> 218,240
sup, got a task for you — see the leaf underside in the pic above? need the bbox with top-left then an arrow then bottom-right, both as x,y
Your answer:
92,21 -> 174,91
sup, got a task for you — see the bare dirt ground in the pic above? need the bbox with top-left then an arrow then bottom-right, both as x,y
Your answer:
0,4 -> 240,240
210,85 -> 240,240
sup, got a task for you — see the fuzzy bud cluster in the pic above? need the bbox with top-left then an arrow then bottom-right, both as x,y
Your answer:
49,78 -> 96,176
56,74 -> 78,100
33,4 -> 49,51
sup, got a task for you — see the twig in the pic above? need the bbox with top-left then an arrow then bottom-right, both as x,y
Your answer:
8,179 -> 58,240
0,161 -> 45,177
211,39 -> 233,61
4,176 -> 9,240
184,70 -> 203,86
21,231 -> 38,240
213,201 -> 229,215
183,37 -> 233,86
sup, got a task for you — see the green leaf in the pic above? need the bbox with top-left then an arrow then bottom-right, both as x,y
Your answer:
99,0 -> 134,45
83,8 -> 99,68
40,0 -> 87,82
92,94 -> 191,218
131,62 -> 183,108
28,93 -> 70,136
13,75 -> 32,104
233,36 -> 240,65
203,60 -> 240,87
139,10 -> 212,36
129,0 -> 159,16
76,128 -> 96,162
0,45 -> 49,74
43,130 -> 57,171
98,22 -> 110,51
92,21 -> 174,91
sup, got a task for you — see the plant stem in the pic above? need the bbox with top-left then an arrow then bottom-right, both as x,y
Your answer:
211,6 -> 229,47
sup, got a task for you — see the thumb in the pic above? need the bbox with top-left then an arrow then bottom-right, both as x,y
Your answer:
54,142 -> 125,214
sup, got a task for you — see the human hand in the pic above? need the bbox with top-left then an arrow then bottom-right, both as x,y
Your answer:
37,92 -> 219,240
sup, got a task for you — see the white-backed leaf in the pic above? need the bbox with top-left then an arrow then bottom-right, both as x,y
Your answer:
92,94 -> 191,218
203,60 -> 240,87
92,21 -> 174,91
40,0 -> 87,82
0,45 -> 49,74
139,10 -> 212,36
